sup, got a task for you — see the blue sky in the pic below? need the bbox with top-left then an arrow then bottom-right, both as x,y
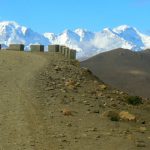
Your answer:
0,0 -> 150,34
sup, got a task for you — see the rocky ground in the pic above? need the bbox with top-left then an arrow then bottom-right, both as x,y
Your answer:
0,51 -> 149,150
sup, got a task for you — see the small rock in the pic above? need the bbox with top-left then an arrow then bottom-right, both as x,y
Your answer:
57,134 -> 66,138
74,139 -> 78,142
65,79 -> 76,86
83,101 -> 90,105
87,128 -> 97,132
62,108 -> 72,116
36,96 -> 40,98
95,135 -> 101,139
136,141 -> 146,147
119,111 -> 136,121
101,110 -> 120,121
141,121 -> 146,124
60,139 -> 68,143
97,92 -> 103,97
54,66 -> 61,71
81,133 -> 88,137
139,127 -> 147,133
43,117 -> 47,120
99,84 -> 107,90
74,136 -> 80,139
66,123 -> 72,127
93,110 -> 100,113
119,92 -> 124,95
110,98 -> 114,101
75,82 -> 80,87
30,143 -> 35,147
81,94 -> 86,97
60,89 -> 66,93
45,87 -> 54,91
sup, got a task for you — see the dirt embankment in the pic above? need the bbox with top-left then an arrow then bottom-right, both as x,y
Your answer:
0,51 -> 149,150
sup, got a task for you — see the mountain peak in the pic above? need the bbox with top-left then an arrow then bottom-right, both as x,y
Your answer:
113,25 -> 135,33
0,21 -> 20,28
75,28 -> 87,33
63,29 -> 73,34
0,21 -> 150,59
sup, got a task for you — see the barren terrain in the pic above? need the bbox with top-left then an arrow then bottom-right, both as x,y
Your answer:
0,50 -> 149,150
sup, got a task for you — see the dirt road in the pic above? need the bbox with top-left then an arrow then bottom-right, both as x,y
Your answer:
0,51 -> 149,150
0,51 -> 51,149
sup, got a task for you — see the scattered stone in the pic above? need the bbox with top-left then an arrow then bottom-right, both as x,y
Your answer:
81,67 -> 92,75
45,87 -> 54,91
83,101 -> 90,105
107,95 -> 111,98
119,91 -> 124,95
74,139 -> 78,142
99,84 -> 107,90
75,82 -> 80,87
65,79 -> 76,86
90,90 -> 97,95
110,98 -> 114,101
119,111 -> 136,121
87,128 -> 97,132
36,96 -> 40,98
57,134 -> 66,138
139,127 -> 147,133
81,133 -> 88,138
93,110 -> 100,114
108,111 -> 120,121
54,66 -> 61,71
60,139 -> 68,143
136,141 -> 146,147
62,108 -> 72,116
30,143 -> 35,147
60,89 -> 66,93
81,94 -> 86,97
95,135 -> 101,139
66,123 -> 72,127
115,90 -> 120,94
111,103 -> 117,107
101,110 -> 120,121
65,79 -> 76,90
141,121 -> 146,124
43,117 -> 47,120
97,92 -> 103,97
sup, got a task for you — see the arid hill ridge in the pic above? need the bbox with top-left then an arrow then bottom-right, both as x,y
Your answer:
81,48 -> 150,98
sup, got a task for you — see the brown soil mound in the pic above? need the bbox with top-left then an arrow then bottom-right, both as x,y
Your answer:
81,48 -> 150,99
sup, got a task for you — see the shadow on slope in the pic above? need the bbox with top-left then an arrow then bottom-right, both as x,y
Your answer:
81,48 -> 150,98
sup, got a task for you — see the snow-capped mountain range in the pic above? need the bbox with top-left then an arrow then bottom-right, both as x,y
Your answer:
0,21 -> 150,59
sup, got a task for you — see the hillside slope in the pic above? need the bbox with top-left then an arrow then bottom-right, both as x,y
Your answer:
81,48 -> 150,98
0,51 -> 149,150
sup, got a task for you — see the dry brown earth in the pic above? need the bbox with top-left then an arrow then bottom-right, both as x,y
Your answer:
0,50 -> 149,150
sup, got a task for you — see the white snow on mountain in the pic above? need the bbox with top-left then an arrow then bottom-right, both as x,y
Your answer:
74,28 -> 95,41
0,21 -> 150,59
113,25 -> 145,50
43,32 -> 56,43
0,21 -> 49,49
